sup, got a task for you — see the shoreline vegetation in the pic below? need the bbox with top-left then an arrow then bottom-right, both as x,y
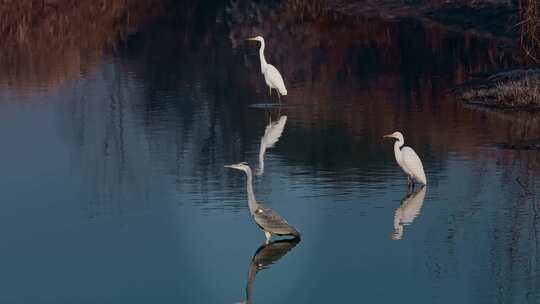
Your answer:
455,69 -> 540,111
333,0 -> 540,112
1,0 -> 538,111
0,0 -> 164,86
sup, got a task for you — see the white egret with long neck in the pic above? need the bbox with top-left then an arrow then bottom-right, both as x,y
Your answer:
225,162 -> 300,243
383,131 -> 427,190
247,36 -> 288,101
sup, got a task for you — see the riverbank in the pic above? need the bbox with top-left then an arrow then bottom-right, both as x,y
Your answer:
454,69 -> 540,111
329,0 -> 517,38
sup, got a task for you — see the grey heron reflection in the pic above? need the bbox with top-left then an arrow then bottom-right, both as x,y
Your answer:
391,187 -> 427,240
225,162 -> 301,243
238,239 -> 300,304
256,115 -> 287,176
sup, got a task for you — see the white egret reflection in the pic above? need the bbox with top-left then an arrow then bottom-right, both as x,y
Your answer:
256,115 -> 287,176
392,187 -> 427,240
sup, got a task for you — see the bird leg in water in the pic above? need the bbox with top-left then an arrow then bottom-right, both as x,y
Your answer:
264,231 -> 272,244
265,107 -> 270,122
269,87 -> 272,96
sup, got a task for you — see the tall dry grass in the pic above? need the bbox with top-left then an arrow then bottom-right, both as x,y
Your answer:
0,0 -> 165,87
461,73 -> 540,109
518,0 -> 540,61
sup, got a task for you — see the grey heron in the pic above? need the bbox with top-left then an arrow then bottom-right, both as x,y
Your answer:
392,186 -> 427,240
224,162 -> 300,243
256,115 -> 287,176
246,36 -> 288,102
383,131 -> 427,190
238,239 -> 300,304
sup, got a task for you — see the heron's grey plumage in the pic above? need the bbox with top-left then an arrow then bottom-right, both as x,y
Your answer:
225,162 -> 300,242
254,204 -> 300,237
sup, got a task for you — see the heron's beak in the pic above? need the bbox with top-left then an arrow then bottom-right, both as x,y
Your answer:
224,165 -> 234,168
383,134 -> 393,139
246,37 -> 257,41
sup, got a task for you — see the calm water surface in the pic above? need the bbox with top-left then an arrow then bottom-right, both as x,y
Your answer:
1,2 -> 540,303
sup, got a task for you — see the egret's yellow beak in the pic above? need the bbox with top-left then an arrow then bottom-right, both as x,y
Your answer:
383,134 -> 393,139
246,37 -> 257,41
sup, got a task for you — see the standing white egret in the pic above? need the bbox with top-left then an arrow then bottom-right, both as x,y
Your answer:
247,36 -> 287,102
383,131 -> 427,189
256,115 -> 287,176
225,162 -> 300,243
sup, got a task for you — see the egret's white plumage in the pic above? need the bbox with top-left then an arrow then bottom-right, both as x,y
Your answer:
383,131 -> 427,187
247,36 -> 288,99
392,186 -> 427,240
257,115 -> 287,176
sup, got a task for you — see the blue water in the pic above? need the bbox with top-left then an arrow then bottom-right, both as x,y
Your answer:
0,1 -> 539,303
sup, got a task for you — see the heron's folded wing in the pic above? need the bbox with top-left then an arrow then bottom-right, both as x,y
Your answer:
254,204 -> 296,235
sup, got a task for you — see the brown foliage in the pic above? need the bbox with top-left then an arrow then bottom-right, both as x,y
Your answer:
518,0 -> 540,61
0,0 -> 164,87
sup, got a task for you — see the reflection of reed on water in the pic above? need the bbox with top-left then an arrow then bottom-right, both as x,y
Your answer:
0,0 -> 163,87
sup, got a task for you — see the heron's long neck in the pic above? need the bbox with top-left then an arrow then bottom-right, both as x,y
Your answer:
258,41 -> 268,73
393,139 -> 404,163
245,264 -> 257,304
245,168 -> 258,214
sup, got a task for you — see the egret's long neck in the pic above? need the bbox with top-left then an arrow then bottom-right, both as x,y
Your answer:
258,40 -> 268,73
258,144 -> 266,176
393,139 -> 404,163
245,168 -> 258,214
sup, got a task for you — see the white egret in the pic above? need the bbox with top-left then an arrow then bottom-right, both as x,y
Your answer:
383,131 -> 427,189
257,115 -> 287,176
225,162 -> 300,243
392,187 -> 427,240
247,36 -> 287,102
